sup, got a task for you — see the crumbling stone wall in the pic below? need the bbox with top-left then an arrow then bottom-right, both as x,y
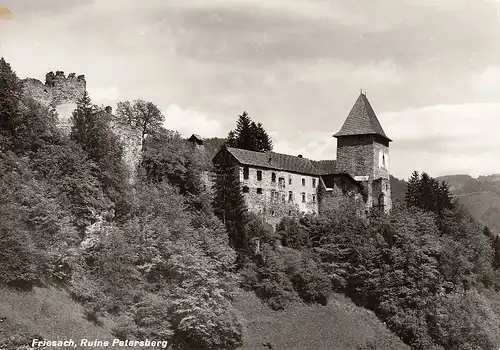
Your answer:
21,71 -> 86,134
239,166 -> 319,229
110,120 -> 143,185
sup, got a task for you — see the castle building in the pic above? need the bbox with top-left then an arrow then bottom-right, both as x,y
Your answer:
212,92 -> 392,228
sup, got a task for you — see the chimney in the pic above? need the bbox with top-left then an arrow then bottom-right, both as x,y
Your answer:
298,154 -> 303,158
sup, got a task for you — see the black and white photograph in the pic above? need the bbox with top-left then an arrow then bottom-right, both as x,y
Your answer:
1,1 -> 500,349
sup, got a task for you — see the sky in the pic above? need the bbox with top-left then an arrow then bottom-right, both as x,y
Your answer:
1,0 -> 500,179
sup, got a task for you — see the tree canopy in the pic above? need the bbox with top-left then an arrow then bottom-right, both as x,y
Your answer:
226,111 -> 273,152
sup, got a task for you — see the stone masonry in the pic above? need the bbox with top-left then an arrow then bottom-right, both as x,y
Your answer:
22,71 -> 86,134
239,165 -> 320,228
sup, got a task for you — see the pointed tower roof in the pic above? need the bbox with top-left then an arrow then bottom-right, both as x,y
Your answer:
334,93 -> 392,142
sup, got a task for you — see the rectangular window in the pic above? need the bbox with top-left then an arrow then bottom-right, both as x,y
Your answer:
312,179 -> 316,188
243,166 -> 249,180
278,177 -> 285,188
312,194 -> 316,203
257,188 -> 263,194
282,194 -> 286,202
271,189 -> 276,200
288,191 -> 293,202
289,177 -> 292,185
242,186 -> 249,193
257,170 -> 262,181
302,178 -> 305,186
301,193 -> 306,203
271,173 -> 276,182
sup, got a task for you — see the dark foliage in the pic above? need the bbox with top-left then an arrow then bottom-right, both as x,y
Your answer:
226,111 -> 273,152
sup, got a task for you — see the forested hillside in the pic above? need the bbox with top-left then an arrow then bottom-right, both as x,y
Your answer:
2,57 -> 500,350
437,174 -> 500,234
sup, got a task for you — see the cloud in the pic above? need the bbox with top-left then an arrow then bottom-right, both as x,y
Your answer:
87,86 -> 120,103
379,103 -> 500,178
163,104 -> 225,138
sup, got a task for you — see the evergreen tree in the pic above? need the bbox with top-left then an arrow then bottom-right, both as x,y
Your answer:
252,121 -> 273,152
405,171 -> 420,208
405,171 -> 453,216
226,111 -> 273,152
71,93 -> 130,217
71,91 -> 95,147
212,156 -> 247,251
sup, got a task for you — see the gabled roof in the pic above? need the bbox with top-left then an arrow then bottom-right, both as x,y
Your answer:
334,93 -> 392,142
220,146 -> 320,176
188,134 -> 204,145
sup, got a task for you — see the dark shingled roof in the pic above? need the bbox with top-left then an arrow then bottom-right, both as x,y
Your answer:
334,93 -> 391,142
188,134 -> 204,142
225,147 -> 320,176
310,160 -> 337,175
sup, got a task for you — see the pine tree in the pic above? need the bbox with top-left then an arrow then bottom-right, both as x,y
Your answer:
226,111 -> 273,152
212,155 -> 247,251
252,122 -> 273,152
405,170 -> 420,208
71,91 -> 95,147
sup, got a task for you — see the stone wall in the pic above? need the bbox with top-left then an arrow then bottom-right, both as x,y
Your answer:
21,71 -> 86,134
239,165 -> 319,229
336,134 -> 392,212
110,121 -> 143,185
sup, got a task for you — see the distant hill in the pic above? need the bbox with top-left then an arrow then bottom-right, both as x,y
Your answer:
203,137 -> 226,158
436,174 -> 500,235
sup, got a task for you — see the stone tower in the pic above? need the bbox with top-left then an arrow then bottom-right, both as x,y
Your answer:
22,71 -> 86,134
334,92 -> 392,213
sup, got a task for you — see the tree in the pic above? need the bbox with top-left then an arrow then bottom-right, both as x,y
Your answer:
252,121 -> 273,152
226,111 -> 273,152
71,93 -> 130,218
212,159 -> 248,251
115,100 -> 164,149
405,171 -> 453,217
0,57 -> 22,150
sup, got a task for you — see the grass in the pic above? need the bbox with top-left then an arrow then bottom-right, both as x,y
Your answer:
0,286 -> 146,349
233,290 -> 409,350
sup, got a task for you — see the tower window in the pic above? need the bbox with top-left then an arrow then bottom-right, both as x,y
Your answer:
242,186 -> 249,193
271,172 -> 276,182
257,170 -> 262,181
382,155 -> 386,167
289,177 -> 292,185
312,179 -> 316,188
288,191 -> 293,202
257,188 -> 263,194
301,193 -> 306,202
302,178 -> 306,186
312,194 -> 316,203
243,166 -> 249,180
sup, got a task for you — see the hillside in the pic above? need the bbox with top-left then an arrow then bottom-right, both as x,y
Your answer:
0,286 -> 141,349
437,174 -> 500,234
234,290 -> 408,350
